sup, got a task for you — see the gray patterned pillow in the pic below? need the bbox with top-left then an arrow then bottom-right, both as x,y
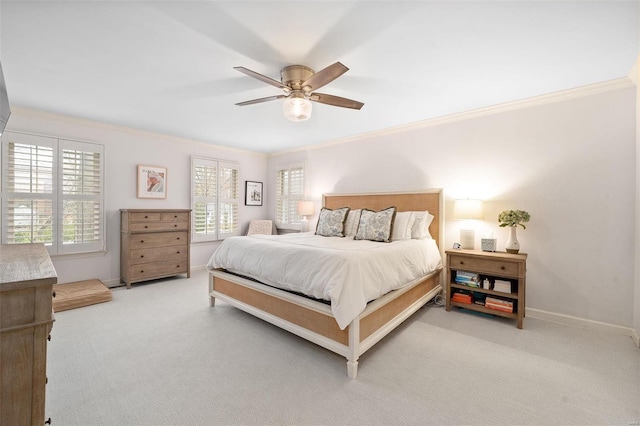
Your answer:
355,206 -> 397,243
315,207 -> 350,237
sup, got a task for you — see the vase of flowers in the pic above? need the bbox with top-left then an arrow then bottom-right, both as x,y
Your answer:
498,210 -> 531,254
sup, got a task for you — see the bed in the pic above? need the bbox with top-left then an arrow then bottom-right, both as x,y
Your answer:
207,190 -> 444,378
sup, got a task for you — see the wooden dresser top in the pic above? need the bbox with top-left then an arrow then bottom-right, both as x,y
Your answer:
0,244 -> 57,289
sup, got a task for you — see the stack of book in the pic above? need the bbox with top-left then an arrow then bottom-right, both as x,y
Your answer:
493,279 -> 512,293
485,297 -> 513,313
451,292 -> 472,304
455,271 -> 480,288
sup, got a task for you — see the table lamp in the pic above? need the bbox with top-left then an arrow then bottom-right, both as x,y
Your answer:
453,199 -> 483,249
297,201 -> 315,232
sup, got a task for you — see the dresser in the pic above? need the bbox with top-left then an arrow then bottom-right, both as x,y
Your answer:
0,243 -> 57,426
120,209 -> 191,288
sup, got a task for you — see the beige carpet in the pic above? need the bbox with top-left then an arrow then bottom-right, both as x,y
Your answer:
52,279 -> 112,312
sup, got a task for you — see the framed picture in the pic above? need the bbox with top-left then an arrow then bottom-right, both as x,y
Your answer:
245,181 -> 263,206
137,165 -> 167,199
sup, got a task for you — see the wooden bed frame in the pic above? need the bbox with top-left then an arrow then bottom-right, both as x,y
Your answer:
208,190 -> 444,378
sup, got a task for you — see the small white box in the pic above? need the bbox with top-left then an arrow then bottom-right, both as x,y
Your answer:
493,280 -> 512,293
481,238 -> 497,252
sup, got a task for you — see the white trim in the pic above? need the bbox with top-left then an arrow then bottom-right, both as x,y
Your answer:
270,77 -> 635,156
526,307 -> 636,338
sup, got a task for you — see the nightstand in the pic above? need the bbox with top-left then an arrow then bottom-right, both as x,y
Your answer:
445,249 -> 527,329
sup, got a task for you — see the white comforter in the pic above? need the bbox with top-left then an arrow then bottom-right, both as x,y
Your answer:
206,233 -> 442,329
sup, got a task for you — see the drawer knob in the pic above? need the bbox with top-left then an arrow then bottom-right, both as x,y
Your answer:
48,334 -> 51,341
140,240 -> 144,243
174,215 -> 178,218
501,266 -> 505,270
177,251 -> 180,254
140,255 -> 144,258
45,418 -> 52,425
459,261 -> 464,265
144,225 -> 148,229
177,237 -> 180,240
52,291 -> 56,298
140,270 -> 144,273
145,215 -> 148,218
176,265 -> 180,268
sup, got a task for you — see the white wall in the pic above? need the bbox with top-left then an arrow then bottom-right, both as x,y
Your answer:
268,80 -> 637,328
5,107 -> 268,285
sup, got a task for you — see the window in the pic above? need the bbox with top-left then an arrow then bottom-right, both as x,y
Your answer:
191,157 -> 240,242
1,132 -> 105,255
275,162 -> 305,227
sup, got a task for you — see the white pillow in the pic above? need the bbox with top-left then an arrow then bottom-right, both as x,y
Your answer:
391,211 -> 416,241
411,211 -> 434,239
344,209 -> 362,237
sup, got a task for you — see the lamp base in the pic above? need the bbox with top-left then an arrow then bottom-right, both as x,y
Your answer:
300,217 -> 310,232
460,229 -> 475,250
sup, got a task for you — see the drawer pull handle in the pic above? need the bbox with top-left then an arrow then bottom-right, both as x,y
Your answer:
46,376 -> 48,384
501,266 -> 505,270
45,418 -> 52,425
459,261 -> 464,265
144,225 -> 148,229
48,334 -> 51,341
140,270 -> 144,273
174,224 -> 177,227
174,215 -> 178,218
140,255 -> 144,258
52,291 -> 56,298
145,215 -> 148,219
176,265 -> 180,268
177,237 -> 180,240
140,240 -> 144,243
177,251 -> 180,254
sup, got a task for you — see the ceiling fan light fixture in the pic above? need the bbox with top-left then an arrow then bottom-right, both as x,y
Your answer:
283,95 -> 312,122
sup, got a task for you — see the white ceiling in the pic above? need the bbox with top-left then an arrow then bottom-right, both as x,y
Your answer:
1,1 -> 638,154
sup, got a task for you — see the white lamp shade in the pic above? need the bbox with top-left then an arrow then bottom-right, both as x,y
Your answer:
297,201 -> 315,217
283,96 -> 312,122
453,199 -> 484,220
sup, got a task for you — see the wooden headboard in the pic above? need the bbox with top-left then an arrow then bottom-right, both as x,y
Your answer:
322,189 -> 443,248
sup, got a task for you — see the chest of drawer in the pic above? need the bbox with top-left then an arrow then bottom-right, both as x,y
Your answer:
448,254 -> 520,277
129,231 -> 188,249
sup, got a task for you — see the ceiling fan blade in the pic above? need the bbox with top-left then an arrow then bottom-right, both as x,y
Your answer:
235,95 -> 285,106
302,62 -> 349,91
309,93 -> 364,110
234,66 -> 287,90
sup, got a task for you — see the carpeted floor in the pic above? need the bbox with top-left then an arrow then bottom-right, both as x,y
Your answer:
46,269 -> 640,425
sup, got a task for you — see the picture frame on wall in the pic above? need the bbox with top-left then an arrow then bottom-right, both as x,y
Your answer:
137,165 -> 167,199
245,181 -> 263,206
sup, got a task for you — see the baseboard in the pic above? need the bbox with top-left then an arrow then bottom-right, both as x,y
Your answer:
527,308 -> 635,338
632,328 -> 640,348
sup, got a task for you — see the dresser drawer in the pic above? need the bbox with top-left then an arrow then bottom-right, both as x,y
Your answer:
448,254 -> 520,277
129,221 -> 189,232
162,212 -> 189,223
129,261 -> 189,281
129,231 -> 188,249
130,212 -> 161,222
130,245 -> 188,265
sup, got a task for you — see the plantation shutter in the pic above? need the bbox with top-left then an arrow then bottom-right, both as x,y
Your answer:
2,133 -> 56,252
275,163 -> 304,226
59,139 -> 104,254
191,157 -> 239,242
1,132 -> 105,255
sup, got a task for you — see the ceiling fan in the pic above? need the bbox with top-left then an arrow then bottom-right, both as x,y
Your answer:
234,62 -> 364,122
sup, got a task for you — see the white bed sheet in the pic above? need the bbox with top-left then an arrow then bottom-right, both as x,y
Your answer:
206,232 -> 442,329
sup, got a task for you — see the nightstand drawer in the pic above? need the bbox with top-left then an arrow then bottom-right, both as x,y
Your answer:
448,254 -> 519,277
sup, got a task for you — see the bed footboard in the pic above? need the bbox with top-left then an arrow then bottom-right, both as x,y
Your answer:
208,268 -> 442,378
